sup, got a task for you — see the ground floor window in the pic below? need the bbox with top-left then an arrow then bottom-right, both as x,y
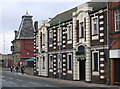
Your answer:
42,57 -> 45,69
49,55 -> 53,69
67,54 -> 72,70
92,51 -> 99,75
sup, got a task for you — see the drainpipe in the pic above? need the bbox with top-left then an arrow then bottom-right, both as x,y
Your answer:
107,0 -> 110,85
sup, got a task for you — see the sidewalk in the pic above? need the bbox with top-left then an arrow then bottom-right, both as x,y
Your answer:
5,71 -> 120,88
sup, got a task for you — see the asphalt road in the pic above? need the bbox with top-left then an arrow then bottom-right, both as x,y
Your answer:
1,71 -> 119,89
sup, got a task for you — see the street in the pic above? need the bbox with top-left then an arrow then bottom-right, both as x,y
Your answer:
1,71 -> 119,89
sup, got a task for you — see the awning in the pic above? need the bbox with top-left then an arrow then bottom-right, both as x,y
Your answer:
25,58 -> 34,62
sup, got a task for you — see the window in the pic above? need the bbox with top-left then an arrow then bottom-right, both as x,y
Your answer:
49,31 -> 53,39
36,35 -> 38,47
36,57 -> 39,68
42,57 -> 45,69
67,25 -> 72,40
57,54 -> 62,69
49,55 -> 53,69
92,17 -> 98,35
42,34 -> 45,45
67,54 -> 72,70
80,22 -> 84,38
92,52 -> 99,72
57,28 -> 61,42
115,9 -> 120,31
49,31 -> 53,44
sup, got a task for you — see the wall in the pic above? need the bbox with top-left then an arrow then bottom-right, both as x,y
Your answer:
21,40 -> 34,58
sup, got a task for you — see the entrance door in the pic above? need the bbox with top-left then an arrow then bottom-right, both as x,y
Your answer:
79,59 -> 85,81
114,59 -> 120,84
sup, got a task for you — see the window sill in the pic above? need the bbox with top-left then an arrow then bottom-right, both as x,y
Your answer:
67,70 -> 72,74
92,35 -> 99,40
92,71 -> 99,76
79,37 -> 84,39
67,40 -> 72,44
92,34 -> 98,36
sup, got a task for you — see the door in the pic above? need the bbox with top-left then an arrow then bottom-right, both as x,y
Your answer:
79,59 -> 85,81
114,59 -> 120,83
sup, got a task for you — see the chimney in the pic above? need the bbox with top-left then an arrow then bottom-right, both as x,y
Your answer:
34,21 -> 38,31
14,30 -> 18,39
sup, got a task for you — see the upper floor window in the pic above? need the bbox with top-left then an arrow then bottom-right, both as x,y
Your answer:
57,28 -> 62,42
49,31 -> 53,44
49,31 -> 53,39
115,9 -> 120,31
67,25 -> 72,40
42,34 -> 45,45
79,22 -> 84,38
92,17 -> 98,35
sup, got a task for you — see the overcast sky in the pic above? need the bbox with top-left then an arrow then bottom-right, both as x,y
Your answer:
0,0 -> 91,54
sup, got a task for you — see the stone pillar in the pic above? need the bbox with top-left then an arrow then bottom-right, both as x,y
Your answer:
85,15 -> 91,82
73,12 -> 79,80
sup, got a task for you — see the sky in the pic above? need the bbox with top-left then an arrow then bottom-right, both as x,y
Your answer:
0,0 -> 92,54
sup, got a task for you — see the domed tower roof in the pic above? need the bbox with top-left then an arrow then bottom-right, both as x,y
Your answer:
16,11 -> 34,39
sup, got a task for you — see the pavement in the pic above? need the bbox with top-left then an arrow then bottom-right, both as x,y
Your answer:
2,71 -> 120,89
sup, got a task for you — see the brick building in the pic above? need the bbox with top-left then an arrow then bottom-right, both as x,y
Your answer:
34,1 -> 109,84
11,12 -> 34,66
109,1 -> 120,85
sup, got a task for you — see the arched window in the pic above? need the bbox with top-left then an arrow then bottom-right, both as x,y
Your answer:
76,46 -> 85,55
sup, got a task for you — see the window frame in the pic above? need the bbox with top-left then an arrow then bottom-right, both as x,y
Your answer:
92,51 -> 99,75
67,25 -> 72,40
67,53 -> 72,70
80,22 -> 84,38
49,30 -> 53,39
92,16 -> 99,35
49,55 -> 53,69
115,9 -> 120,31
42,33 -> 45,45
42,56 -> 45,69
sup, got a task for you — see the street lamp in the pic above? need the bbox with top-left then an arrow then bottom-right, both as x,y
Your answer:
49,18 -> 62,79
58,19 -> 61,79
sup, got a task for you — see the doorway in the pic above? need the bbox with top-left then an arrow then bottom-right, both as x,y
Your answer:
79,59 -> 85,81
114,59 -> 120,84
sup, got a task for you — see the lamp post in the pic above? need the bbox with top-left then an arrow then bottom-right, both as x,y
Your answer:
58,19 -> 61,79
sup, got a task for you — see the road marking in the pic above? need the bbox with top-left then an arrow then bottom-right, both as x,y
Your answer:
16,79 -> 23,81
8,77 -> 13,79
45,84 -> 55,87
9,82 -> 16,85
2,79 -> 5,82
29,82 -> 39,85
22,85 -> 28,87
6,77 -> 13,79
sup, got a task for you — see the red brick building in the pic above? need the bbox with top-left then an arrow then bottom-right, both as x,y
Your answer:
11,12 -> 34,66
109,1 -> 120,85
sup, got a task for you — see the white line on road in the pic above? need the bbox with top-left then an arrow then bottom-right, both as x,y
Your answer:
9,82 -> 16,85
22,85 -> 28,87
29,82 -> 39,85
6,77 -> 13,79
2,79 -> 5,82
45,84 -> 55,87
16,79 -> 23,81
8,77 -> 13,79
